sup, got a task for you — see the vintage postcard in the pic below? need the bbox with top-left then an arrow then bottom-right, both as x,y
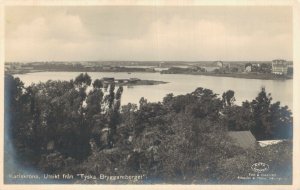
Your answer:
0,0 -> 299,189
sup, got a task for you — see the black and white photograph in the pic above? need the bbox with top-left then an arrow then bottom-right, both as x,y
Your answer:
1,0 -> 299,188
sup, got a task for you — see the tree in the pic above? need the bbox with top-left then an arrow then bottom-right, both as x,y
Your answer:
162,93 -> 174,105
157,112 -> 243,183
250,87 -> 292,140
222,104 -> 254,131
92,79 -> 103,89
6,76 -> 292,183
139,97 -> 148,107
188,88 -> 222,119
107,86 -> 123,147
86,89 -> 104,119
4,75 -> 34,165
74,72 -> 91,87
250,87 -> 272,140
5,75 -> 26,140
6,73 -> 116,170
106,82 -> 115,109
222,90 -> 235,107
268,102 -> 292,139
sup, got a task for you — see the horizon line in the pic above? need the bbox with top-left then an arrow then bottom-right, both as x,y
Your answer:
4,59 -> 293,63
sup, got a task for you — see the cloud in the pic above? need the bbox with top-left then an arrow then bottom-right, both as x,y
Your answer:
6,11 -> 92,61
5,6 -> 292,62
116,17 -> 291,61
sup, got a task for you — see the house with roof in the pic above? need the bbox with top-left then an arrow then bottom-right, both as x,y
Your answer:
244,63 -> 252,72
214,61 -> 224,68
228,131 -> 257,149
228,131 -> 285,149
257,140 -> 285,147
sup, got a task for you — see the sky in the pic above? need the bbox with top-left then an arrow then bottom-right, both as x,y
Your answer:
5,6 -> 292,62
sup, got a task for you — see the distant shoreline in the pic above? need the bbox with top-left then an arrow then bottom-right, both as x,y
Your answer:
7,69 -> 292,81
160,72 -> 293,80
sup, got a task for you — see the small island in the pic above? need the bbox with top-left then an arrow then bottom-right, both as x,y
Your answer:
101,77 -> 168,87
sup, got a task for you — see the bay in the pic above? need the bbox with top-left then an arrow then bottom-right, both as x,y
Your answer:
14,72 -> 293,110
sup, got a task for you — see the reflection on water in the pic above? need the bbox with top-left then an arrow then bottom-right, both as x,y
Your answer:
14,72 -> 293,110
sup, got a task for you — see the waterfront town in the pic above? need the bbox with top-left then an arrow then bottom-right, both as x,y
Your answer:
5,59 -> 293,80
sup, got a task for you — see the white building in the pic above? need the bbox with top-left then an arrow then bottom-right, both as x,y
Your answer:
216,61 -> 223,68
271,59 -> 288,75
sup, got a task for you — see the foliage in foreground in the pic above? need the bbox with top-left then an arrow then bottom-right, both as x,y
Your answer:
5,73 -> 292,184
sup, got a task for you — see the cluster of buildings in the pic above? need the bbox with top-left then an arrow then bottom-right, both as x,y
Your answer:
243,59 -> 291,75
212,61 -> 244,73
207,59 -> 292,76
5,63 -> 35,74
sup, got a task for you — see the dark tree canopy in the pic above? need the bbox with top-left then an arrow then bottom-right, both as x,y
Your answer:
74,72 -> 92,87
222,90 -> 235,107
5,74 -> 293,184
